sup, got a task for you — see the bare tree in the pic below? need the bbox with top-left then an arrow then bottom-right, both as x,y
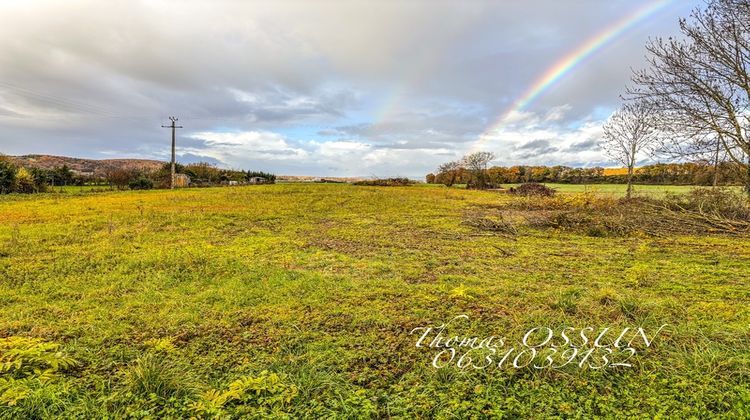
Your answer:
104,167 -> 139,190
627,0 -> 750,194
602,102 -> 659,199
651,124 -> 731,186
462,151 -> 495,189
437,160 -> 463,187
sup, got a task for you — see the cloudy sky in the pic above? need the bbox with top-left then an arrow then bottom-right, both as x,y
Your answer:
0,0 -> 700,177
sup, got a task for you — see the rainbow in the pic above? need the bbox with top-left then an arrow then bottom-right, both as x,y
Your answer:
472,0 -> 674,152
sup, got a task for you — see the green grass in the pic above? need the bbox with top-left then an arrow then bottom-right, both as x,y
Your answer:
0,184 -> 748,417
48,182 -> 736,197
43,184 -> 111,194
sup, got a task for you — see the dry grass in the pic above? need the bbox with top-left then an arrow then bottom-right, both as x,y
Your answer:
481,188 -> 750,237
0,184 -> 748,417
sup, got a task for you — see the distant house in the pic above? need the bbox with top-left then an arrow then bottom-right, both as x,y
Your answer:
174,174 -> 191,188
228,180 -> 239,186
248,177 -> 269,184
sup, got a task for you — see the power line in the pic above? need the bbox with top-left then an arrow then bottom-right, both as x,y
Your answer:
0,81 -> 120,117
0,83 -> 291,122
0,82 -> 184,121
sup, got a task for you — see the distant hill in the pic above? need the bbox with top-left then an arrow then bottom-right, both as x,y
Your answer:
3,154 -> 372,181
5,154 -> 165,176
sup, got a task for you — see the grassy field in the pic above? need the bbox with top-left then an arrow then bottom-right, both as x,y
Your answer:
0,184 -> 748,417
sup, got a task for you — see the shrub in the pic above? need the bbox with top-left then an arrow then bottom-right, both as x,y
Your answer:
189,371 -> 298,417
510,182 -> 556,197
14,168 -> 36,194
183,162 -> 219,184
0,159 -> 17,194
105,168 -> 140,189
29,168 -> 51,191
128,176 -> 154,190
0,337 -> 77,406
0,337 -> 77,380
466,179 -> 501,190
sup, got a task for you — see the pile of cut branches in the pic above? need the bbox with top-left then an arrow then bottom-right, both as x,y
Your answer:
462,208 -> 518,237
479,188 -> 750,237
642,189 -> 750,235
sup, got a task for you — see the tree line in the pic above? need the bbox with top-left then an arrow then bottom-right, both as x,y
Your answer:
0,157 -> 275,194
0,159 -> 79,193
103,162 -> 276,190
427,159 -> 748,187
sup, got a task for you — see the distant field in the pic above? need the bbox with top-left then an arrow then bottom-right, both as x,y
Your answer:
48,184 -> 111,193
0,184 -> 748,417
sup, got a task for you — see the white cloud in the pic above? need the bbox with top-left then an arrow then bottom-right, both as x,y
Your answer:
187,131 -> 308,167
0,0 -> 699,174
478,116 -> 607,167
183,132 -> 463,177
544,105 -> 573,122
313,140 -> 371,157
191,131 -> 287,148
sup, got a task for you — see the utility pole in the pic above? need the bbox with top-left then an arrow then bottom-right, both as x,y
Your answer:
161,116 -> 183,189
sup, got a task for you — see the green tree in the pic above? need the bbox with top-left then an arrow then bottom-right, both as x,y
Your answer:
53,165 -> 74,185
129,176 -> 154,190
15,167 -> 36,193
0,159 -> 17,194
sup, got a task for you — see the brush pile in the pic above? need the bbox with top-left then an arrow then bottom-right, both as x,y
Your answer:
468,188 -> 750,237
509,182 -> 556,197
